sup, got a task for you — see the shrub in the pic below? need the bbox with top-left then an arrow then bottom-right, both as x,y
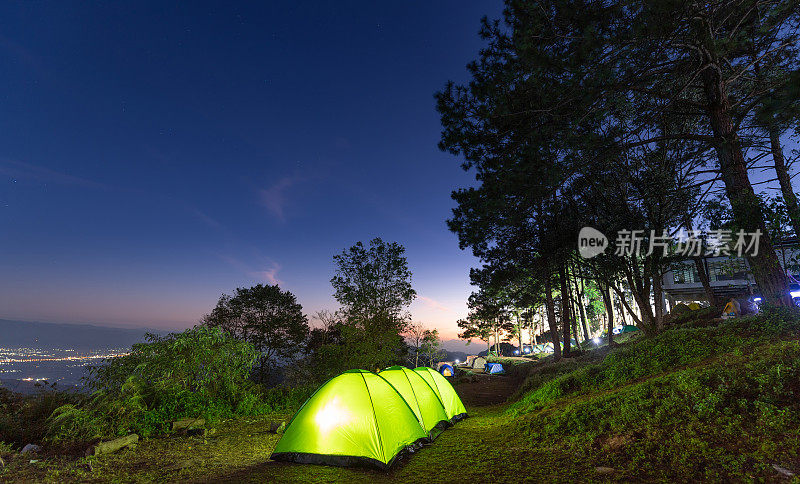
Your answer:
45,326 -> 268,444
0,386 -> 76,448
45,404 -> 104,447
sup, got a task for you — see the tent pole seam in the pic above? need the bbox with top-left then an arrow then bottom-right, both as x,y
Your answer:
403,369 -> 425,431
360,371 -> 386,464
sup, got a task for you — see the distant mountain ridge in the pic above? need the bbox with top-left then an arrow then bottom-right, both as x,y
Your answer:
0,319 -> 165,350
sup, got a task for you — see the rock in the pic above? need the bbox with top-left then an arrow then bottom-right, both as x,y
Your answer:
773,465 -> 795,477
20,444 -> 41,455
595,466 -> 616,475
267,420 -> 286,433
85,434 -> 139,457
29,459 -> 39,464
172,418 -> 205,432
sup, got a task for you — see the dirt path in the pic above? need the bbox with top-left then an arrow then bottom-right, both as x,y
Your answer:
453,374 -> 519,406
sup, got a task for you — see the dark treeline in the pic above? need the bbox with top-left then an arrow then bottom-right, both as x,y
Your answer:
440,0 -> 800,359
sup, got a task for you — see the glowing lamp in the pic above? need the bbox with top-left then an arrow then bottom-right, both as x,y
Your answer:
314,396 -> 351,433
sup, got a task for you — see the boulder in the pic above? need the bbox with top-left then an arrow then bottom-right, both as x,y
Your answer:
267,420 -> 286,434
20,444 -> 41,455
595,467 -> 616,475
172,418 -> 205,432
773,465 -> 795,477
86,434 -> 139,457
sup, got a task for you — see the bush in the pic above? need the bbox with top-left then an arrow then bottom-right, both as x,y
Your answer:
45,404 -> 104,448
260,385 -> 316,413
45,326 -> 269,444
0,386 -> 77,448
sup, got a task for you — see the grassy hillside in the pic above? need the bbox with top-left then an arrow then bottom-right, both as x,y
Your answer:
507,308 -> 800,481
1,310 -> 798,482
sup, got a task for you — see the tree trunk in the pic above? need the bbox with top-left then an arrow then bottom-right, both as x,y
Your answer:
494,322 -> 499,356
696,40 -> 790,305
569,292 -> 580,347
601,283 -> 616,347
574,265 -> 590,342
683,215 -> 719,307
544,265 -> 562,360
559,263 -> 572,357
693,257 -> 718,307
770,126 -> 800,240
611,284 -> 643,327
623,264 -> 656,334
651,262 -> 665,332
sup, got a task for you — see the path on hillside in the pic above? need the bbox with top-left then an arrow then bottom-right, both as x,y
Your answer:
453,374 -> 518,406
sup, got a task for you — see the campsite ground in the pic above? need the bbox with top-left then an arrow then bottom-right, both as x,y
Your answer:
0,374 -> 538,484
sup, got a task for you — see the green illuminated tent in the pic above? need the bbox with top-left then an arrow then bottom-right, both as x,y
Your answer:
270,369 -> 428,469
413,367 -> 467,422
379,366 -> 450,439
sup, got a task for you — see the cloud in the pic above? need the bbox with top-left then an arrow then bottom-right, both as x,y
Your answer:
188,207 -> 224,230
218,254 -> 283,286
250,263 -> 282,286
418,295 -> 451,313
0,158 -> 108,189
259,176 -> 300,220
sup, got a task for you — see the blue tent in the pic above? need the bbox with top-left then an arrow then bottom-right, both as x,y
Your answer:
484,363 -> 505,375
438,363 -> 454,377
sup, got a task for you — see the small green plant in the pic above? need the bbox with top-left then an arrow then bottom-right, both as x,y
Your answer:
45,404 -> 104,446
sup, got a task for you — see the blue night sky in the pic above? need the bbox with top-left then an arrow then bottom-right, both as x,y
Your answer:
0,2 -> 504,337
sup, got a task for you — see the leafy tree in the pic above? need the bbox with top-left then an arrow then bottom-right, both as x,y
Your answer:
331,237 -> 416,332
405,321 -> 428,367
298,238 -> 416,380
202,283 -> 309,381
418,329 -> 444,368
456,315 -> 492,353
438,0 -> 799,316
